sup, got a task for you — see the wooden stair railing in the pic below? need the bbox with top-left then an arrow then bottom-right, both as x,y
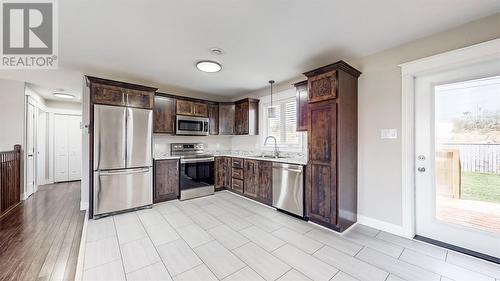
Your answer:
0,145 -> 21,218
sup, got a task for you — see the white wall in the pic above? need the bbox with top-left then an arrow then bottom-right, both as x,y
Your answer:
349,12 -> 500,229
0,79 -> 25,151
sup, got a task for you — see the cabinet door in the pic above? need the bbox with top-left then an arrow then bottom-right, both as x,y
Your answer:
224,157 -> 232,188
215,157 -> 225,190
91,84 -> 125,106
308,70 -> 337,103
219,103 -> 235,135
176,100 -> 194,116
193,102 -> 208,117
154,159 -> 179,203
243,160 -> 259,198
235,102 -> 249,135
306,100 -> 337,226
296,82 -> 308,131
208,104 -> 219,135
126,89 -> 154,109
258,161 -> 272,205
154,96 -> 176,134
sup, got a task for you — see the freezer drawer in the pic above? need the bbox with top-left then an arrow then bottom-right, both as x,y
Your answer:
93,168 -> 152,216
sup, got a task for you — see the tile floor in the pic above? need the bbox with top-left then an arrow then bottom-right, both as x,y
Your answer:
82,191 -> 500,281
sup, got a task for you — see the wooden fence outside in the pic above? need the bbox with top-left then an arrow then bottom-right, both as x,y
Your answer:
439,143 -> 500,175
0,145 -> 21,217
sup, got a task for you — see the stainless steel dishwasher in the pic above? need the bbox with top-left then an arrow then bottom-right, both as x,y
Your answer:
272,163 -> 304,217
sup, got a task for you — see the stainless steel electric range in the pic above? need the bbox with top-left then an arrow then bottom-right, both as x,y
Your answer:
171,143 -> 214,200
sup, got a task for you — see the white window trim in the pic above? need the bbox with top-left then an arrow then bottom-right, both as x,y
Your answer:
258,88 -> 306,152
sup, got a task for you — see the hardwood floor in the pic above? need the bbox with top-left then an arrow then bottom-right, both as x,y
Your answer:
0,181 -> 84,281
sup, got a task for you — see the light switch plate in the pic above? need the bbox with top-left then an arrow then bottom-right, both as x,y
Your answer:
381,129 -> 398,139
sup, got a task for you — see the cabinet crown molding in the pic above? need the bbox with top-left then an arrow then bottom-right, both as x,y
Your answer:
303,60 -> 361,78
85,76 -> 158,92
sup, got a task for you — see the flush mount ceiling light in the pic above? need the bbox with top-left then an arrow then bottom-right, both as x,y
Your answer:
196,60 -> 222,73
53,93 -> 75,99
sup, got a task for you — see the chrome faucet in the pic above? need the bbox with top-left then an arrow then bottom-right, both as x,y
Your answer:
264,136 -> 279,158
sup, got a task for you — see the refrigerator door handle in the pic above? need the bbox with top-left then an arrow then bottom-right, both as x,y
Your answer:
98,168 -> 150,176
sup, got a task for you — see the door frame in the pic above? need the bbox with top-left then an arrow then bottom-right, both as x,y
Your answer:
399,38 -> 500,238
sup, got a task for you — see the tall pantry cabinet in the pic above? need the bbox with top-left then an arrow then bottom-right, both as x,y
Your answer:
304,61 -> 361,232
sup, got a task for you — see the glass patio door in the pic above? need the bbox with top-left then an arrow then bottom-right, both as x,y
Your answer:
414,59 -> 500,259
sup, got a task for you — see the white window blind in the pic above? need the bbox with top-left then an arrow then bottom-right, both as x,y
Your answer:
265,98 -> 300,147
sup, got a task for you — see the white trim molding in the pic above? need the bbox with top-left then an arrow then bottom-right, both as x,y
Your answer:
399,38 -> 500,238
357,215 -> 405,236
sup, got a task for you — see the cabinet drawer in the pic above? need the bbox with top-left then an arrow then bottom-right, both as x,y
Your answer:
232,158 -> 243,169
231,168 -> 243,180
232,178 -> 244,192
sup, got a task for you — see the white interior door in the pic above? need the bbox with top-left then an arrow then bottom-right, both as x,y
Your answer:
37,110 -> 48,185
415,59 -> 500,258
54,114 -> 69,182
26,101 -> 36,197
68,115 -> 82,181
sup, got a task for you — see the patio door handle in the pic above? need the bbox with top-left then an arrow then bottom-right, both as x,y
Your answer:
417,167 -> 426,172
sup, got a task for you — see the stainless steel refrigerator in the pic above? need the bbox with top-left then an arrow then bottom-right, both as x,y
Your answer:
93,104 -> 153,217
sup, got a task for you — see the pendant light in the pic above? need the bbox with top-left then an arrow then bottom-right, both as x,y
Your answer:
268,80 -> 277,118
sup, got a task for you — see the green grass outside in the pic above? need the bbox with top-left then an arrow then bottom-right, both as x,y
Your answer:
461,172 -> 500,204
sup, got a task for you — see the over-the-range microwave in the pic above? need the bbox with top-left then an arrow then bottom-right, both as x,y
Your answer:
176,115 -> 209,136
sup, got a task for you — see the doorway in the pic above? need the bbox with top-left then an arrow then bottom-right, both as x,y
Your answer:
26,99 -> 36,198
414,60 -> 500,258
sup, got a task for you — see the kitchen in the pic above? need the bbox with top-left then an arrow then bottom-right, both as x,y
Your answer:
0,2 -> 499,281
87,59 -> 358,231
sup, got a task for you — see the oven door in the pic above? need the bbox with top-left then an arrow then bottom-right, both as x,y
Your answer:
180,157 -> 214,190
176,116 -> 209,135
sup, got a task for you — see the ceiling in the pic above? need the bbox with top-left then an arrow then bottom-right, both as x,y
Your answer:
9,1 -> 500,100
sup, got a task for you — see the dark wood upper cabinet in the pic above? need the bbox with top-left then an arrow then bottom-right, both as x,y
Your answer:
219,103 -> 235,135
294,80 -> 308,132
153,95 -> 176,134
86,76 -> 157,109
193,102 -> 208,117
176,99 -> 194,116
243,159 -> 259,198
303,60 -> 361,232
208,103 -> 219,135
154,159 -> 179,203
176,99 -> 208,117
235,98 -> 259,135
308,71 -> 337,103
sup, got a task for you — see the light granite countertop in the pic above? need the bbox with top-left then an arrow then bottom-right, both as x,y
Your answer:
211,151 -> 307,165
154,151 -> 307,165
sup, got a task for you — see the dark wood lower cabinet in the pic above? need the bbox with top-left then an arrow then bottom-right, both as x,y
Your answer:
215,157 -> 273,206
154,159 -> 179,203
258,161 -> 273,205
243,160 -> 259,198
215,157 -> 231,191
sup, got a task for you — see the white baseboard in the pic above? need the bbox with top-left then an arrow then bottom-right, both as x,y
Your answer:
80,201 -> 89,211
21,193 -> 28,200
357,215 -> 405,236
75,209 -> 89,281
